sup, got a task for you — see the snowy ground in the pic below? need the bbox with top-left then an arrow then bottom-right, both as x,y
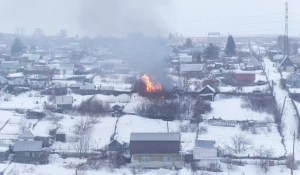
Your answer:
204,96 -> 273,121
0,91 -> 47,110
198,122 -> 285,157
264,57 -> 299,159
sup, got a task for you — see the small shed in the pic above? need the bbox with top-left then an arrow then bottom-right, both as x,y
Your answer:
26,109 -> 46,119
199,85 -> 216,101
55,129 -> 66,142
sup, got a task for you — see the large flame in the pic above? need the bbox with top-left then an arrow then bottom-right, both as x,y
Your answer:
142,74 -> 162,92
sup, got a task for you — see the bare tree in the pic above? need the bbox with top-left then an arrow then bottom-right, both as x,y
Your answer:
71,117 -> 94,159
19,117 -> 29,133
227,134 -> 253,154
256,146 -> 274,173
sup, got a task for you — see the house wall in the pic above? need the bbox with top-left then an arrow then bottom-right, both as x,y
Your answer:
287,73 -> 300,88
1,68 -> 17,73
57,104 -> 73,109
14,151 -> 45,164
193,148 -> 217,160
132,154 -> 183,169
60,69 -> 73,76
130,141 -> 180,154
279,66 -> 294,72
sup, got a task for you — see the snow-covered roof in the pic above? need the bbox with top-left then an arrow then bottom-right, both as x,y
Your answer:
0,61 -> 20,69
18,131 -> 35,139
179,55 -> 193,63
200,85 -> 216,93
55,96 -> 73,105
279,56 -> 294,67
130,133 -> 180,141
181,64 -> 204,72
14,141 -> 42,152
195,140 -> 216,148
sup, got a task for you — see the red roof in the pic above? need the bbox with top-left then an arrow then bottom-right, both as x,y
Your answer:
235,73 -> 255,81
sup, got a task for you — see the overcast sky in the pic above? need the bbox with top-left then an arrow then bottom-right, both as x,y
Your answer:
0,0 -> 299,37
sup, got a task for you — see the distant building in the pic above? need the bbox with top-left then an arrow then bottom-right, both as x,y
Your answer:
235,72 -> 255,84
55,96 -> 73,109
286,72 -> 300,88
278,56 -> 295,72
13,141 -> 49,164
0,61 -> 21,73
180,64 -> 204,77
199,85 -> 216,101
130,133 -> 183,169
193,140 -> 220,169
59,63 -> 74,76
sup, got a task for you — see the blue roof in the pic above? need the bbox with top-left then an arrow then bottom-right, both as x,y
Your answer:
1,61 -> 20,69
195,140 -> 216,148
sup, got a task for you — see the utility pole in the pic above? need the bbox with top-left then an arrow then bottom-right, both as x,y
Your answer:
284,1 -> 289,57
292,131 -> 295,175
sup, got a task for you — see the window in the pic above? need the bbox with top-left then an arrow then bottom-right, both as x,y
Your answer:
283,66 -> 287,71
142,156 -> 150,162
24,152 -> 30,157
163,156 -> 172,162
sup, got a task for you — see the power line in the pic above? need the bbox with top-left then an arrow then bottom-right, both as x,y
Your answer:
166,21 -> 284,31
163,13 -> 284,24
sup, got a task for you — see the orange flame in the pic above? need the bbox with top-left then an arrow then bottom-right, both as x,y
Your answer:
142,74 -> 162,92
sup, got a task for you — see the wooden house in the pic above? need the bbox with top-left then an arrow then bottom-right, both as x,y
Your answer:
193,140 -> 220,170
13,141 -> 49,164
278,56 -> 295,72
130,133 -> 183,169
199,85 -> 216,101
0,61 -> 21,73
286,72 -> 300,88
55,96 -> 73,109
180,64 -> 204,78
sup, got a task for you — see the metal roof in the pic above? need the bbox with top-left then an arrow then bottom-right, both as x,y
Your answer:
18,131 -> 35,139
13,141 -> 42,152
195,140 -> 216,148
130,133 -> 180,141
0,61 -> 20,69
56,96 -> 73,105
181,64 -> 204,72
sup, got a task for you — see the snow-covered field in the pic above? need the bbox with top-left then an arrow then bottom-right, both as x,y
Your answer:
198,122 -> 285,157
204,96 -> 273,121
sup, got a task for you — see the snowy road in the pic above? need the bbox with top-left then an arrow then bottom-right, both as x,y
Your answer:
264,58 -> 300,159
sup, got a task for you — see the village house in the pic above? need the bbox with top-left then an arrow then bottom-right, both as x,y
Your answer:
180,64 -> 204,77
55,96 -> 73,109
243,58 -> 262,71
130,133 -> 183,169
13,141 -> 49,164
59,63 -> 74,76
278,56 -> 295,72
193,140 -> 220,170
235,71 -> 256,84
0,61 -> 21,73
286,72 -> 300,88
199,85 -> 216,101
179,54 -> 193,63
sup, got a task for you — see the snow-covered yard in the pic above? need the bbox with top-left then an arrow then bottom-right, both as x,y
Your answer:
198,123 -> 285,157
204,96 -> 273,121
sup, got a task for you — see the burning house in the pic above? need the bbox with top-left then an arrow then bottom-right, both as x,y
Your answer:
134,74 -> 163,96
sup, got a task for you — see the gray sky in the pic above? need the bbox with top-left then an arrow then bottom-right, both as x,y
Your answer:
0,0 -> 299,37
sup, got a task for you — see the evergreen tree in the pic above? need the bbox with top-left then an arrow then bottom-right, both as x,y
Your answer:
203,43 -> 219,61
225,35 -> 236,56
11,38 -> 23,56
184,38 -> 193,48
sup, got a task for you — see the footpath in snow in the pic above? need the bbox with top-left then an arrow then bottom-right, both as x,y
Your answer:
264,58 -> 300,159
